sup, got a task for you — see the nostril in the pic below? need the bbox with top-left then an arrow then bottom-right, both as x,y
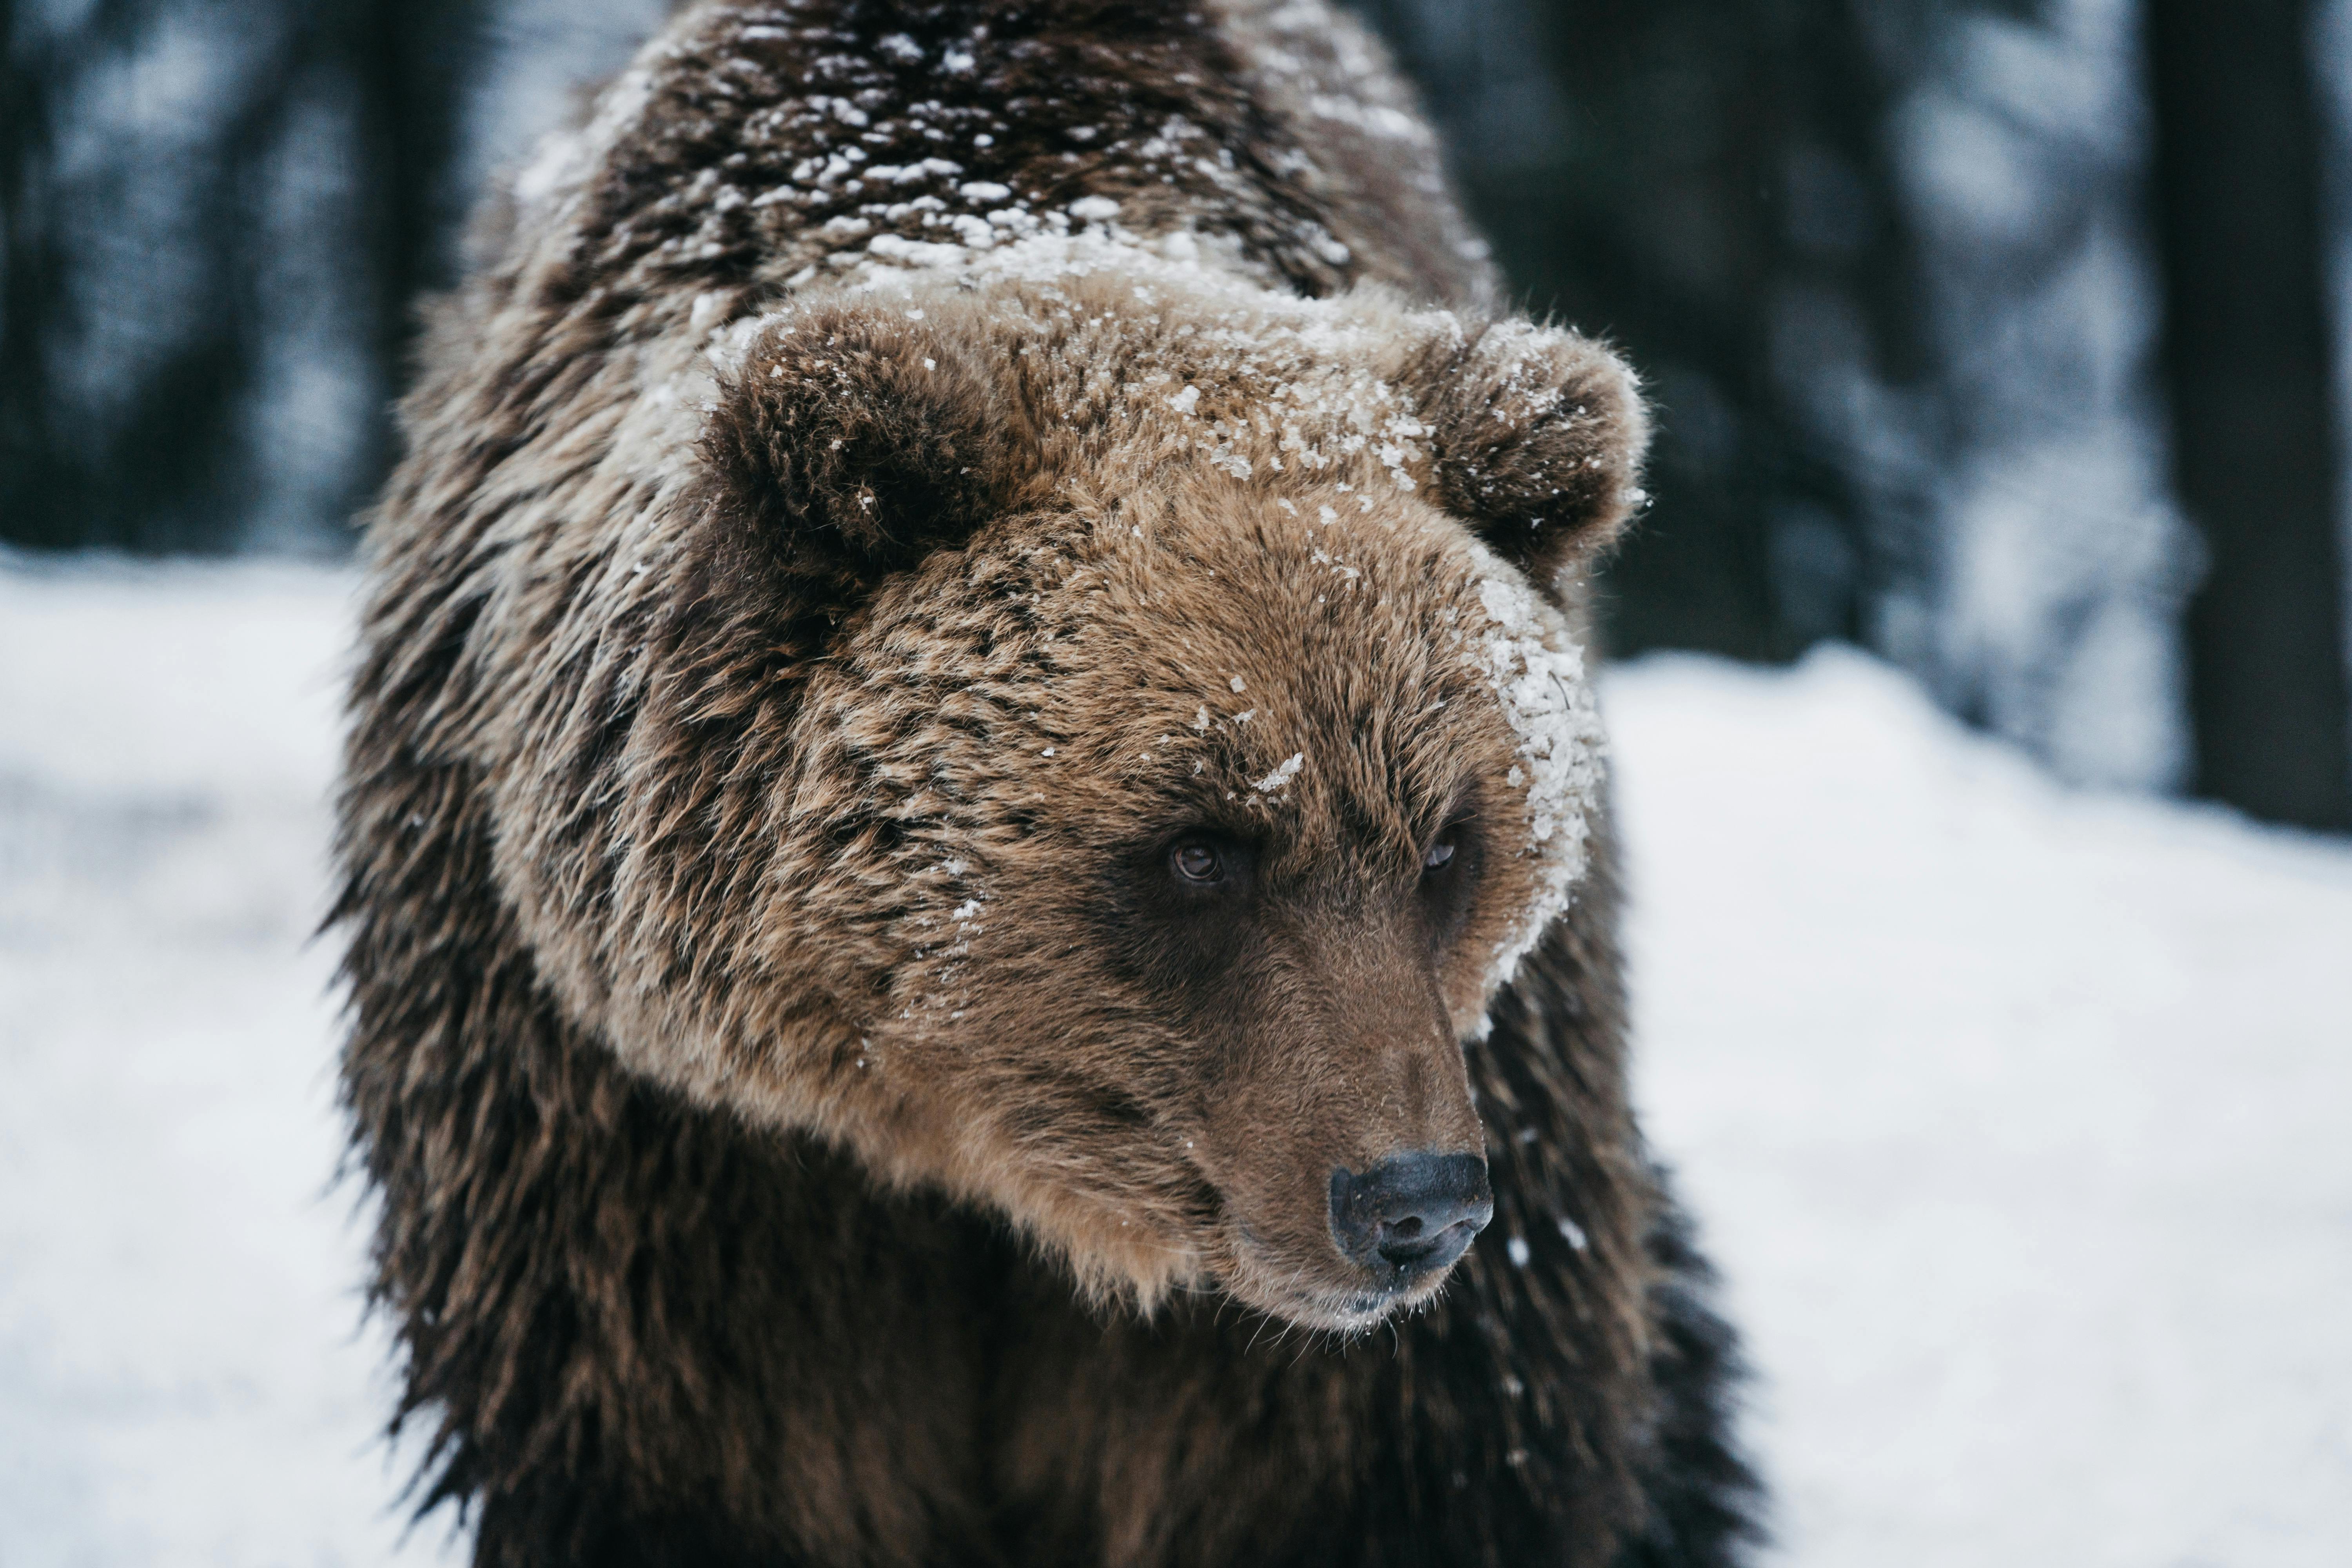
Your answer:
1329,1151 -> 1494,1280
1377,1219 -> 1470,1268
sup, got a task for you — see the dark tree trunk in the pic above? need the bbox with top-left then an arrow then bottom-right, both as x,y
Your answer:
0,0 -> 58,547
353,0 -> 483,411
2147,0 -> 2352,829
0,1 -> 251,553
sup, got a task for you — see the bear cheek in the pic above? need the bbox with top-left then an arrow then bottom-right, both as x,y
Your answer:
874,906 -> 1217,1269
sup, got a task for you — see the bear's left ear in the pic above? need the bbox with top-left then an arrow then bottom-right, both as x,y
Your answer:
701,304 -> 1028,593
1402,320 -> 1651,586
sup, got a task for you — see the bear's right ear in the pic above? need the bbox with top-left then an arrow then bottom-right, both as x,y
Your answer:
701,308 -> 1024,591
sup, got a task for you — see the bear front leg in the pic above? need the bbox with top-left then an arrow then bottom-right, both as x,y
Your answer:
339,770 -> 1004,1568
410,1067 -> 1009,1568
370,1021 -> 1008,1568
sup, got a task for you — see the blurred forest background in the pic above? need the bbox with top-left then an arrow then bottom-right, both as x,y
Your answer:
3,0 -> 2349,829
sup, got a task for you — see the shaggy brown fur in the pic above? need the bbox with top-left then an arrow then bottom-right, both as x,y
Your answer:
336,2 -> 1762,1563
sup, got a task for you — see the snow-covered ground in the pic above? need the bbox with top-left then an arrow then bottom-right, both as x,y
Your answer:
1611,656 -> 2352,1568
3,558 -> 2347,1565
0,560 -> 456,1567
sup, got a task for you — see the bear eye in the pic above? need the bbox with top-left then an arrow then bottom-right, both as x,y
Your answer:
1172,842 -> 1225,884
1423,836 -> 1457,872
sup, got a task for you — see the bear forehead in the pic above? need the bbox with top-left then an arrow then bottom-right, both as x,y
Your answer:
821,475 -> 1576,868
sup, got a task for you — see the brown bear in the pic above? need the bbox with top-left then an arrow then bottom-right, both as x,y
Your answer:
333,2 -> 1762,1564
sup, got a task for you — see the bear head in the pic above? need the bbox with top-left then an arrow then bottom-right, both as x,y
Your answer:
518,271 -> 1646,1334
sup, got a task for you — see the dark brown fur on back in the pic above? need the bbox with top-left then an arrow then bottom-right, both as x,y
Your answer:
336,3 -> 1761,1563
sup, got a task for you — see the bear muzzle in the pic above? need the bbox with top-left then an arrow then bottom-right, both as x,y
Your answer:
1328,1151 -> 1494,1285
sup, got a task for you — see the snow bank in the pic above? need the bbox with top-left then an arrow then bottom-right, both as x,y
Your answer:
2,560 -> 2347,1564
1612,649 -> 2352,1568
0,559 -> 460,1567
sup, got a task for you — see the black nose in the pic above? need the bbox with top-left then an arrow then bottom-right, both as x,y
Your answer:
1328,1152 -> 1494,1279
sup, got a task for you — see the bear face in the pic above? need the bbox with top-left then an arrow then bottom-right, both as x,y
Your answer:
797,494 -> 1577,1332
521,269 -> 1646,1334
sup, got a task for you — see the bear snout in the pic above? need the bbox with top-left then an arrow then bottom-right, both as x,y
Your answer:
1327,1151 -> 1494,1284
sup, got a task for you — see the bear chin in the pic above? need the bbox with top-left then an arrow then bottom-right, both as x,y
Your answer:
1213,1248 -> 1472,1337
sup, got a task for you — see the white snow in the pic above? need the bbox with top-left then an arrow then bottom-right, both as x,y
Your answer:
1465,542 -> 1608,991
4,563 -> 2349,1564
1612,648 -> 2352,1568
0,558 -> 461,1567
1252,753 -> 1306,794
